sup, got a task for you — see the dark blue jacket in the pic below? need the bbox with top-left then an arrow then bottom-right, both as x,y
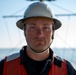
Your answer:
0,46 -> 76,75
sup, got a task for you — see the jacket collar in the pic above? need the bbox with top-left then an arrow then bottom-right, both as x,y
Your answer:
20,46 -> 54,65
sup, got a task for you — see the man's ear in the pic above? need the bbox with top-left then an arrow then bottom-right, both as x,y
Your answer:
52,30 -> 54,40
24,29 -> 26,37
52,24 -> 55,40
52,33 -> 54,39
23,24 -> 26,36
52,35 -> 54,39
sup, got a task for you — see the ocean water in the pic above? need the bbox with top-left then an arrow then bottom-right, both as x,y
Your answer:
0,48 -> 76,69
0,48 -> 20,60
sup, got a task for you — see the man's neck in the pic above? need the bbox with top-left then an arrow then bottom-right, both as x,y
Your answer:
26,47 -> 50,61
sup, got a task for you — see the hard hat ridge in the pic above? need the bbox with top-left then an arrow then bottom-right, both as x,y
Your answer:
24,2 -> 53,19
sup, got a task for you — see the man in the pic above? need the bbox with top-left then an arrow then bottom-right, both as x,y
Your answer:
0,2 -> 76,75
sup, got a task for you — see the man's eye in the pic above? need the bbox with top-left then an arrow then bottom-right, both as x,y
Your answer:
44,27 -> 49,29
43,27 -> 50,30
30,26 -> 35,29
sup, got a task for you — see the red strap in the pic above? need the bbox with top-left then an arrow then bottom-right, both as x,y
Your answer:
50,63 -> 54,75
64,60 -> 67,75
48,60 -> 67,75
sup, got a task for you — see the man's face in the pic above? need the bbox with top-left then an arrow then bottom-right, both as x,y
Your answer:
24,17 -> 54,53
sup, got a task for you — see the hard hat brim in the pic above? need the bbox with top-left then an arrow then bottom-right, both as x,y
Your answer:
16,17 -> 62,30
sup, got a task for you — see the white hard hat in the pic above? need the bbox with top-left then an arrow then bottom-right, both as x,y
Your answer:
16,2 -> 62,30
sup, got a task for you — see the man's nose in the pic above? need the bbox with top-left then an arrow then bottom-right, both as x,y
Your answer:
36,28 -> 44,38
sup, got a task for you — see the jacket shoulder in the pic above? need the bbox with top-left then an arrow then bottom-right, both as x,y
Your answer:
66,60 -> 76,75
0,59 -> 4,75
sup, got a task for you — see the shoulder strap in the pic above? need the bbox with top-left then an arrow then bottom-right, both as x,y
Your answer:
3,52 -> 27,75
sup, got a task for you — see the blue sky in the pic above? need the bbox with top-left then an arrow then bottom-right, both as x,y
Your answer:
0,0 -> 76,48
